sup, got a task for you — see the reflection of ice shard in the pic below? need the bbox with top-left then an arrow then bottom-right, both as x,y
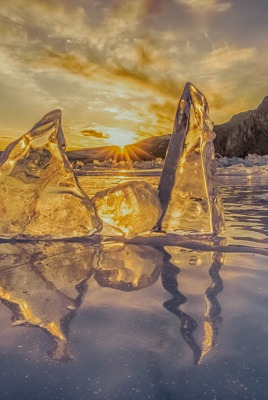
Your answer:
0,242 -> 97,361
0,240 -> 226,364
157,83 -> 225,234
0,110 -> 102,238
0,241 -> 164,361
164,245 -> 224,364
95,243 -> 163,290
93,181 -> 162,239
161,259 -> 202,365
200,252 -> 224,362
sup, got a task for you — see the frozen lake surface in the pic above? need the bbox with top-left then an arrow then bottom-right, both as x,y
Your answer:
0,171 -> 267,400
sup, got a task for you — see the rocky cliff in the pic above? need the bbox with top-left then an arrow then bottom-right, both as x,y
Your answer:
214,96 -> 268,157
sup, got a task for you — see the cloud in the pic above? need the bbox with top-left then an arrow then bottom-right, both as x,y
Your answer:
80,128 -> 110,139
0,0 -> 268,149
149,101 -> 176,127
42,49 -> 98,78
173,0 -> 232,14
200,45 -> 256,71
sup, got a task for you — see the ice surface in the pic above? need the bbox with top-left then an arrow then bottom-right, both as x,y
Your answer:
157,82 -> 225,234
0,110 -> 102,239
254,193 -> 268,201
93,181 -> 162,239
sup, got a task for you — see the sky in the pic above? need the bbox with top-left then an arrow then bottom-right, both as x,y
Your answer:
0,0 -> 268,150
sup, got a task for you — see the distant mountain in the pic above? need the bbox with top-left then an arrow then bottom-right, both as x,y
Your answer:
214,96 -> 268,157
67,135 -> 170,163
67,145 -> 122,163
125,134 -> 170,160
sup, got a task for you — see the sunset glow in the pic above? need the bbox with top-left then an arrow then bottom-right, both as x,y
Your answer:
0,1 -> 268,150
104,128 -> 137,149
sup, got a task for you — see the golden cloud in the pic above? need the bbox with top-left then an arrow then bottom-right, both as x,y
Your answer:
173,0 -> 232,14
81,128 -> 110,139
0,0 -> 268,150
200,46 -> 256,71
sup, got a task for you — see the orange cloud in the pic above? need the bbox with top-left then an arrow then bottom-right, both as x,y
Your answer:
81,128 -> 110,139
173,0 -> 232,14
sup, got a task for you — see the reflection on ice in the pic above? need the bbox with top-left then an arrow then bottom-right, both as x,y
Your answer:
0,239 -> 225,364
0,242 -> 98,361
201,252 -> 224,362
163,246 -> 224,364
96,243 -> 163,290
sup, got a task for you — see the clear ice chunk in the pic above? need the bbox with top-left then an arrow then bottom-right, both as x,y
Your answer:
0,110 -> 102,239
157,82 -> 225,234
93,181 -> 162,239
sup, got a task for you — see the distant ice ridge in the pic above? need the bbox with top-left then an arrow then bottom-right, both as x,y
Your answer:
216,154 -> 268,176
216,154 -> 268,168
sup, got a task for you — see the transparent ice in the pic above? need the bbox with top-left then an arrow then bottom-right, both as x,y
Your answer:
157,82 -> 225,234
93,181 -> 162,239
0,110 -> 102,239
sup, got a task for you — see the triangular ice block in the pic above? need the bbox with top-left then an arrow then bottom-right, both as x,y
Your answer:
0,110 -> 102,238
157,83 -> 225,234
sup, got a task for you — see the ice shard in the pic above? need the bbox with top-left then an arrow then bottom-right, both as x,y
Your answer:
0,110 -> 102,238
93,181 -> 162,239
157,82 -> 225,234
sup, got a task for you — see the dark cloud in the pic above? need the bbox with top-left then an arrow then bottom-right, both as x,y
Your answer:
81,128 -> 110,139
209,92 -> 226,111
149,101 -> 176,126
39,47 -> 183,100
44,49 -> 98,78
136,43 -> 154,67
110,62 -> 183,98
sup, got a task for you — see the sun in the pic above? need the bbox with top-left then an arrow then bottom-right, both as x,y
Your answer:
107,129 -> 136,149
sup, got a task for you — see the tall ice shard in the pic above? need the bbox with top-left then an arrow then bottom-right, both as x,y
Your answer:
157,82 -> 225,234
0,110 -> 102,238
